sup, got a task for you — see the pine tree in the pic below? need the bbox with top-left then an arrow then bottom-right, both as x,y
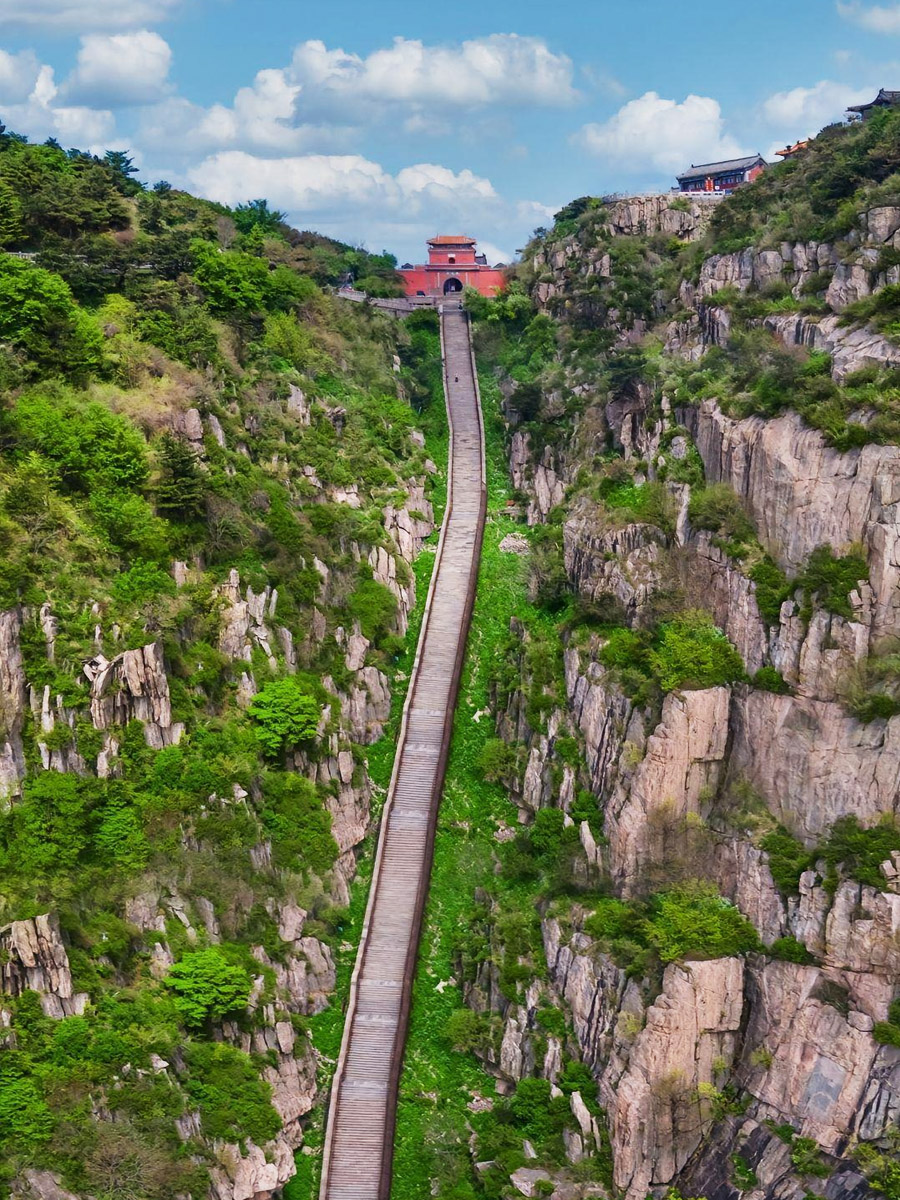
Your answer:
0,179 -> 23,247
155,433 -> 205,519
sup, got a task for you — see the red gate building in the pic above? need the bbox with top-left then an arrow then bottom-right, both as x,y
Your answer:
398,235 -> 506,298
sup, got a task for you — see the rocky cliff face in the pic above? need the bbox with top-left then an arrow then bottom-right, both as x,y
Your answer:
0,322 -> 438,1198
473,188 -> 900,1200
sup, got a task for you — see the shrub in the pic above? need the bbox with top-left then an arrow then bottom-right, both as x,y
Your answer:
688,483 -> 755,547
760,826 -> 813,895
112,560 -> 177,605
585,898 -> 639,942
770,936 -> 814,964
249,678 -> 321,756
790,1135 -> 830,1177
753,666 -> 791,694
856,1142 -> 900,1200
749,555 -> 792,626
94,800 -> 150,873
645,880 -> 760,962
165,949 -> 251,1029
0,772 -> 99,883
476,738 -> 517,783
137,302 -> 220,368
260,773 -> 337,874
89,490 -> 170,558
346,578 -> 398,642
262,311 -> 330,373
184,1041 -> 281,1143
650,610 -> 745,692
797,544 -> 869,621
14,389 -> 148,493
530,807 -> 578,864
873,1020 -> 900,1048
0,1078 -> 54,1147
191,240 -> 315,315
599,479 -> 674,531
821,814 -> 900,889
445,1008 -> 484,1052
508,1077 -> 568,1150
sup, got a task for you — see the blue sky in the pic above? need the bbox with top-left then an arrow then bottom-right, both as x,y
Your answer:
0,0 -> 898,261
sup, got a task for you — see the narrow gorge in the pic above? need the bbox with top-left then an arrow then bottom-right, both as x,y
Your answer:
3,93 -> 900,1200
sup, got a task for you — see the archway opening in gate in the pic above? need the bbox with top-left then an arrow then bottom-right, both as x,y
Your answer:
443,277 -> 463,294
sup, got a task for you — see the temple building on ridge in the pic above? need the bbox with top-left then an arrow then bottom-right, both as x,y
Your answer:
676,154 -> 768,193
398,235 -> 506,298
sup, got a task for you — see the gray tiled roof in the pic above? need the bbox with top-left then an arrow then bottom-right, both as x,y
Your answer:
848,88 -> 900,111
676,155 -> 766,181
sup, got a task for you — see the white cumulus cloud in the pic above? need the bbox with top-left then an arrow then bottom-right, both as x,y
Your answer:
2,64 -> 116,149
138,33 -> 575,164
184,148 -> 553,265
0,0 -> 182,30
762,79 -> 875,138
288,34 -> 577,117
837,2 -> 900,32
0,49 -> 42,104
64,30 -> 172,106
575,91 -> 745,174
187,151 -> 500,221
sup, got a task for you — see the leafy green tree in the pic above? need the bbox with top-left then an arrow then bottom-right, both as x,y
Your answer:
165,949 -> 251,1028
233,198 -> 287,235
111,560 -> 177,605
0,1078 -> 54,1147
94,800 -> 150,873
445,1008 -> 486,1052
0,256 -> 104,377
89,489 -> 170,558
191,240 -> 314,315
0,773 -> 99,883
14,390 -> 148,492
262,311 -> 329,373
347,578 -> 397,642
104,150 -> 142,196
249,678 -> 321,756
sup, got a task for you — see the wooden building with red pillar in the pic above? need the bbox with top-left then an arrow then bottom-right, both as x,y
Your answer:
398,235 -> 506,298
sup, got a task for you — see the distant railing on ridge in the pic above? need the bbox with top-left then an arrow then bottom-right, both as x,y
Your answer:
334,288 -> 438,313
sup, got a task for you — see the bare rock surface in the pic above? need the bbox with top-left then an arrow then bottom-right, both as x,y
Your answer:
683,401 -> 900,639
84,642 -> 183,748
0,914 -> 88,1017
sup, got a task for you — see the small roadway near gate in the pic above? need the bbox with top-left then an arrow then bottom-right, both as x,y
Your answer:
319,308 -> 487,1200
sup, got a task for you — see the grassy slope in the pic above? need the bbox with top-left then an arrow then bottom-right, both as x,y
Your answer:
391,367 -> 555,1198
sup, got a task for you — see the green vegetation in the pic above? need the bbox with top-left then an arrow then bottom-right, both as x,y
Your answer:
707,107 -> 900,251
0,123 -> 448,1197
584,882 -> 759,973
650,610 -> 746,692
669,311 -> 900,450
646,881 -> 759,961
248,677 -> 322,756
596,610 -> 745,705
760,814 -> 900,896
760,826 -> 814,896
856,1136 -> 900,1200
390,353 -> 612,1199
839,639 -> 900,722
165,949 -> 252,1028
769,936 -> 814,964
